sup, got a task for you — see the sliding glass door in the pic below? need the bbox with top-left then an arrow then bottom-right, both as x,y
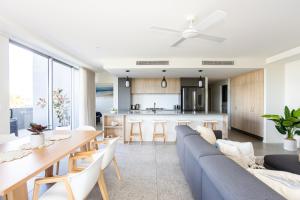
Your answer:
9,42 -> 79,135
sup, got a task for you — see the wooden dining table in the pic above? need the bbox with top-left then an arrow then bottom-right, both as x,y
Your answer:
0,130 -> 102,200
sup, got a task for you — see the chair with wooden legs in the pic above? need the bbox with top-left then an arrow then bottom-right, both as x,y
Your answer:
54,125 -> 97,176
128,120 -> 143,144
152,120 -> 167,144
203,120 -> 218,130
69,137 -> 121,200
32,151 -> 105,200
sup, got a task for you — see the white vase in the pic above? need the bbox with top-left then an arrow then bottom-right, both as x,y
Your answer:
294,135 -> 300,148
283,139 -> 297,151
30,134 -> 45,148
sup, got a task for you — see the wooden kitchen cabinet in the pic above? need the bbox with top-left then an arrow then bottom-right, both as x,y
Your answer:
230,69 -> 264,137
131,78 -> 180,94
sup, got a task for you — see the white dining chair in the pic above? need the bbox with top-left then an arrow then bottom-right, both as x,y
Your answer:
69,137 -> 121,200
0,134 -> 17,144
33,151 -> 106,200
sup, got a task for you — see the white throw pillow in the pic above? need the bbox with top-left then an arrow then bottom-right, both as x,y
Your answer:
217,140 -> 256,167
216,140 -> 248,168
248,169 -> 300,200
196,126 -> 217,144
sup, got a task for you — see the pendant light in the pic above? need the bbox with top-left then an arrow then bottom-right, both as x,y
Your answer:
161,70 -> 167,88
125,70 -> 130,88
198,70 -> 203,87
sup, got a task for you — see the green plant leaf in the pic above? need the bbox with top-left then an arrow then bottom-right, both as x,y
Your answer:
294,130 -> 300,135
282,120 -> 293,127
286,117 -> 300,123
261,114 -> 280,120
284,106 -> 291,118
275,125 -> 287,135
293,108 -> 300,118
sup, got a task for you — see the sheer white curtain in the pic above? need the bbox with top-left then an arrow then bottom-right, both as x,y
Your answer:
79,67 -> 96,127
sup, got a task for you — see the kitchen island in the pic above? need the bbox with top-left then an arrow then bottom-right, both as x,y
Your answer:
102,111 -> 228,142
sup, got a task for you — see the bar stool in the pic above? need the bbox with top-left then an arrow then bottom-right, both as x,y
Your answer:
128,120 -> 143,144
176,120 -> 191,126
152,120 -> 167,144
203,120 -> 218,130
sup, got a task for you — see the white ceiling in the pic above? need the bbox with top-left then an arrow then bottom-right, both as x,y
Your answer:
107,67 -> 258,83
0,0 -> 300,69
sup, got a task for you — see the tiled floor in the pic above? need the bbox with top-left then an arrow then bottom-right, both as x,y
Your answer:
86,143 -> 193,200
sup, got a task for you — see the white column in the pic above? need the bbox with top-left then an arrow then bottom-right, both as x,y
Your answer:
0,34 -> 9,134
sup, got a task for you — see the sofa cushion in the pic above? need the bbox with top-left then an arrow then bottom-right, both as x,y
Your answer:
196,126 -> 217,144
184,135 -> 222,159
198,155 -> 285,200
176,125 -> 198,171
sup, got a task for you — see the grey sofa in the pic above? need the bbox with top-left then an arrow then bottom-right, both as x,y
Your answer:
175,125 -> 284,200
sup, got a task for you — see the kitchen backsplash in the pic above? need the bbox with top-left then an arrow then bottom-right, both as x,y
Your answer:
132,94 -> 180,110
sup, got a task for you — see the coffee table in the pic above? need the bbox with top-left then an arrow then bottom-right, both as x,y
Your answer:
264,154 -> 300,175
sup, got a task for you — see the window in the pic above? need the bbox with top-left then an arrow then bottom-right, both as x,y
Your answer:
9,42 -> 79,136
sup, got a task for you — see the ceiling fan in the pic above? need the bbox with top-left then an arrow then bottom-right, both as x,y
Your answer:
150,10 -> 227,47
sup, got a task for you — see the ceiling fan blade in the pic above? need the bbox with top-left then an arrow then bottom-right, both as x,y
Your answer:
171,37 -> 186,47
150,26 -> 181,33
194,33 -> 226,43
196,10 -> 227,31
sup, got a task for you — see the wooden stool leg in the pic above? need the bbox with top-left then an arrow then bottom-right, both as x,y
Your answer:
152,123 -> 156,144
129,123 -> 133,144
138,122 -> 143,144
162,123 -> 166,144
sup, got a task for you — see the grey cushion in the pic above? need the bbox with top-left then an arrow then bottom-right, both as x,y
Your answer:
198,155 -> 285,200
264,154 -> 300,175
184,135 -> 222,159
175,125 -> 198,170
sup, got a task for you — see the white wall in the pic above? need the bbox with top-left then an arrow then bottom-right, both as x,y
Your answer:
0,34 -> 9,134
264,64 -> 285,143
95,71 -> 113,84
285,60 -> 300,108
132,94 -> 180,110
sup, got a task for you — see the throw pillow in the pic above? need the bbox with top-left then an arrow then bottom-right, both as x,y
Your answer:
196,126 -> 217,144
217,140 -> 256,167
216,140 -> 248,168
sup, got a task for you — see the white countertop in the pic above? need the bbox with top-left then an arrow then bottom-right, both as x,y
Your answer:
104,110 -> 227,116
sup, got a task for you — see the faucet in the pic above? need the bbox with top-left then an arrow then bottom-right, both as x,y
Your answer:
152,102 -> 156,113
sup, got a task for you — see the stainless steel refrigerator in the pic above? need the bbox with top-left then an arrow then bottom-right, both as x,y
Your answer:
181,87 -> 205,112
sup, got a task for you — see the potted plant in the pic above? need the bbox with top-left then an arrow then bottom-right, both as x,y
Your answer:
262,106 -> 300,151
53,89 -> 70,129
28,123 -> 47,147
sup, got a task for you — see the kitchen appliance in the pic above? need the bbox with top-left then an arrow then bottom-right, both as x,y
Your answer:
135,104 -> 140,110
181,87 -> 205,112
